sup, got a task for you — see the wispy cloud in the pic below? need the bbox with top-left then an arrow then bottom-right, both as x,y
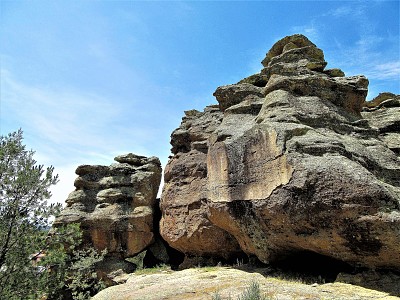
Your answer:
329,6 -> 353,17
291,23 -> 320,44
325,3 -> 368,19
329,33 -> 399,82
1,68 -> 171,172
364,61 -> 400,80
1,69 -> 120,148
1,69 -> 168,204
291,2 -> 399,86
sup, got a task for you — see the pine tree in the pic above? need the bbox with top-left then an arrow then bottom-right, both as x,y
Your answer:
0,129 -> 59,299
0,129 -> 106,299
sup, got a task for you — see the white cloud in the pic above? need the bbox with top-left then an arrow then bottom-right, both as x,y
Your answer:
1,69 -> 120,146
48,164 -> 77,206
291,23 -> 319,43
328,34 -> 400,82
296,3 -> 399,87
1,69 -> 160,204
364,61 -> 400,81
330,6 -> 353,17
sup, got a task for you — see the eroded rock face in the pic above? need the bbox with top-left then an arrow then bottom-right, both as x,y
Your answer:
160,107 -> 244,260
54,153 -> 162,260
161,34 -> 400,270
362,94 -> 400,155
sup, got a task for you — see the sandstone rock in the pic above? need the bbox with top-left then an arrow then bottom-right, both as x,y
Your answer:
92,266 -> 400,300
213,83 -> 265,112
160,106 -> 244,262
54,153 -> 162,268
324,68 -> 345,77
160,34 -> 400,271
364,92 -> 397,108
170,106 -> 222,154
362,95 -> 400,155
238,73 -> 269,87
261,34 -> 317,67
260,34 -> 327,84
264,74 -> 369,115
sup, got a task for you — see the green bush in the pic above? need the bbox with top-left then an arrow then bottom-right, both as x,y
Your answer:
0,130 -> 106,299
212,281 -> 270,300
237,281 -> 268,300
212,292 -> 224,300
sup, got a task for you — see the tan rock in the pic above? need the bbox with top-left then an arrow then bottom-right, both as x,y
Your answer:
160,108 -> 243,261
261,34 -> 317,67
364,92 -> 397,108
213,83 -> 265,112
160,34 -> 400,271
92,267 -> 400,300
54,153 -> 162,271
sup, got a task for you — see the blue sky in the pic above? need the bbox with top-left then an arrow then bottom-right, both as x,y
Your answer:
1,1 -> 399,204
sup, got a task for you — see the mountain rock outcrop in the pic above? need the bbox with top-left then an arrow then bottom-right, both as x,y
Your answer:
54,153 -> 162,273
160,107 -> 244,262
160,34 -> 400,270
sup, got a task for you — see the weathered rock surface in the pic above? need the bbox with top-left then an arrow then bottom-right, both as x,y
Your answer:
160,107 -> 244,260
92,266 -> 400,299
362,94 -> 400,155
160,34 -> 400,270
54,153 -> 162,263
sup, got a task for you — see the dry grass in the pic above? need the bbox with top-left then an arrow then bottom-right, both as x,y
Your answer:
133,264 -> 172,275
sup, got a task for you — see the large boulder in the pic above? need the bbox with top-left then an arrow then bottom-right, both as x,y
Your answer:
160,107 -> 244,261
160,34 -> 400,270
54,153 -> 162,261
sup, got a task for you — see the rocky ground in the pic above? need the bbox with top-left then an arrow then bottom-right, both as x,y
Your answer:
93,266 -> 400,300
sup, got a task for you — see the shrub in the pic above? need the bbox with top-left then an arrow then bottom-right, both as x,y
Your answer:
212,281 -> 270,300
237,281 -> 268,300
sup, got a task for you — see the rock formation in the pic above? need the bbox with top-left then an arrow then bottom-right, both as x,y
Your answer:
160,34 -> 400,270
362,93 -> 400,155
160,107 -> 244,264
53,153 -> 162,275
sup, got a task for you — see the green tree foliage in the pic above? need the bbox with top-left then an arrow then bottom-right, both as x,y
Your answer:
44,224 -> 106,300
0,130 -> 105,299
0,129 -> 60,299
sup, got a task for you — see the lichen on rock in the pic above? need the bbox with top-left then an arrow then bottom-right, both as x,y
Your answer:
160,34 -> 400,270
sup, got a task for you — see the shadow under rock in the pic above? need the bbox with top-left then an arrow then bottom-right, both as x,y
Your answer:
234,251 -> 400,297
336,269 -> 400,297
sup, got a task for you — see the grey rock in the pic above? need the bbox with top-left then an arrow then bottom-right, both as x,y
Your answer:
323,68 -> 345,77
53,153 -> 162,280
213,83 -> 265,112
160,34 -> 400,271
261,34 -> 316,67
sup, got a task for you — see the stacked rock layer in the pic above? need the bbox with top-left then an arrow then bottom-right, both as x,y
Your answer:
54,154 -> 162,260
160,34 -> 400,269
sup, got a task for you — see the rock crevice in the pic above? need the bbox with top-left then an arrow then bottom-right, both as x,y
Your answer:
55,34 -> 400,276
160,34 -> 400,270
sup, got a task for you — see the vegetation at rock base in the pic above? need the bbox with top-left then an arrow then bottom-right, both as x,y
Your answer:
43,224 -> 106,300
132,263 -> 172,275
213,281 -> 270,300
0,129 -> 105,299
